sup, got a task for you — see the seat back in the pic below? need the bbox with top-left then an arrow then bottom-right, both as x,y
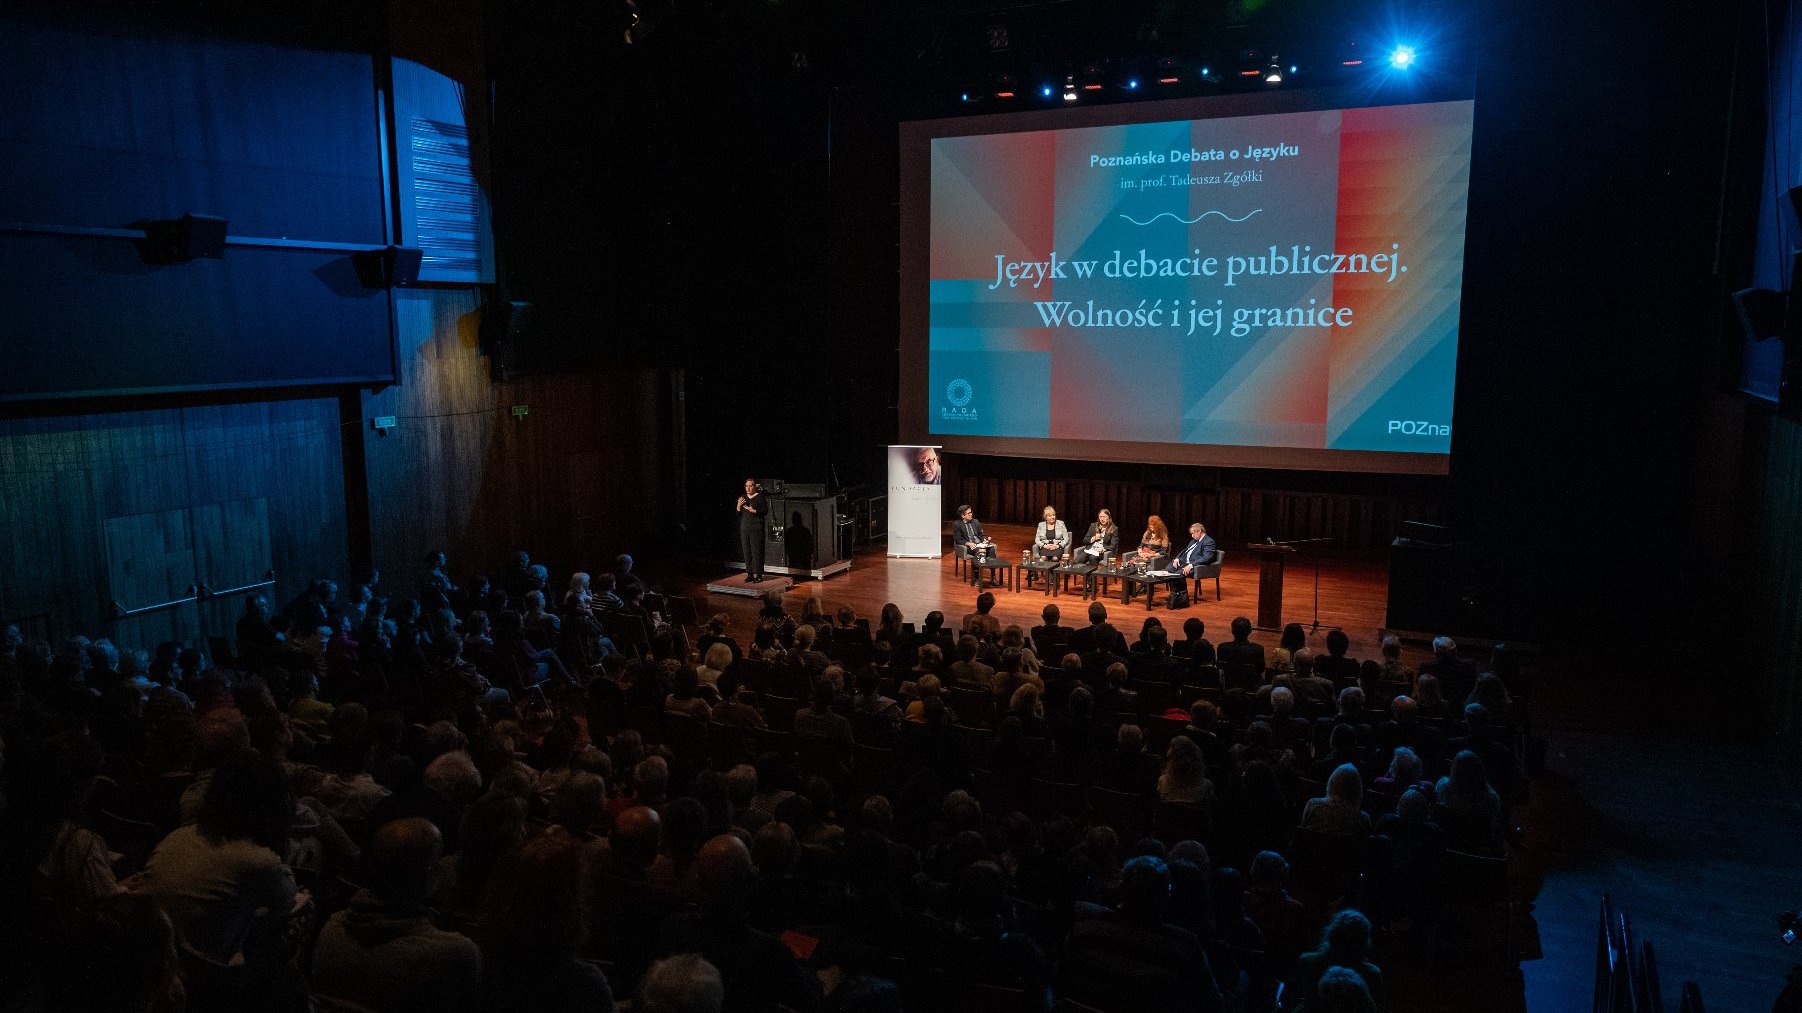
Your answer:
948,685 -> 996,726
763,694 -> 802,730
1289,827 -> 1364,908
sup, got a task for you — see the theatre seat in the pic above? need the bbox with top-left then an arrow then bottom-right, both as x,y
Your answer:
1191,551 -> 1225,601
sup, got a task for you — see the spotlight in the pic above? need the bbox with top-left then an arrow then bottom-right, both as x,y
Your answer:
1264,57 -> 1283,84
1063,75 -> 1078,101
1388,45 -> 1416,69
1041,83 -> 1054,98
1289,64 -> 1298,74
1127,78 -> 1139,90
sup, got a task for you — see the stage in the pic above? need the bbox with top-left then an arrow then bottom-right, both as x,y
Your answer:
680,522 -> 1399,659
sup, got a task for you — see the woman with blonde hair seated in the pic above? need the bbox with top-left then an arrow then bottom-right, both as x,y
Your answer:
1300,763 -> 1373,836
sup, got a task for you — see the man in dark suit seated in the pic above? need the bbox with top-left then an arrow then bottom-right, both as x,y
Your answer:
1314,628 -> 1361,687
1215,616 -> 1267,688
1060,855 -> 1225,1013
952,504 -> 998,582
1031,604 -> 1075,658
1172,617 -> 1215,665
1128,626 -> 1185,683
1069,602 -> 1128,657
1168,522 -> 1218,591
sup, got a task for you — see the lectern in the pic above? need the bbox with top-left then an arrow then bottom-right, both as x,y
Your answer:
1247,543 -> 1297,631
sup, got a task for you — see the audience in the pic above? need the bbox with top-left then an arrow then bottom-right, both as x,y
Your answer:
0,541 -> 1523,1013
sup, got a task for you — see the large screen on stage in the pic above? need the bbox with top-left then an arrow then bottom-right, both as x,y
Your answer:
899,89 -> 1475,475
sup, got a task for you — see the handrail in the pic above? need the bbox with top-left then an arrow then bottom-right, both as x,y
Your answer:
202,570 -> 276,599
113,585 -> 199,619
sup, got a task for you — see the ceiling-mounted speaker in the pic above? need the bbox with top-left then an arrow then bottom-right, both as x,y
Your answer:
140,213 -> 228,263
352,245 -> 423,289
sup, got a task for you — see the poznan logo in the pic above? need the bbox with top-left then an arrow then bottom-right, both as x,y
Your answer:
945,378 -> 973,407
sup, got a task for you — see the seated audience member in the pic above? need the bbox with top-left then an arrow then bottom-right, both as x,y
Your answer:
1315,965 -> 1380,1013
794,680 -> 855,750
1448,702 -> 1521,801
1173,617 -> 1215,664
1315,629 -> 1361,687
434,793 -> 527,926
139,752 -> 302,970
41,891 -> 183,1013
1414,673 -> 1449,720
963,592 -> 1002,643
1157,735 -> 1215,807
1068,602 -> 1127,656
475,831 -> 615,1013
1288,910 -> 1385,1011
1060,855 -> 1225,1013
1243,851 -> 1312,966
1419,635 -> 1480,708
1300,764 -> 1372,837
639,953 -> 726,1013
1099,723 -> 1160,795
1270,624 -> 1306,673
588,805 -> 668,986
1031,604 -> 1075,655
312,818 -> 482,1013
1129,625 -> 1184,683
1376,635 -> 1414,694
1308,724 -> 1364,782
659,835 -> 823,1012
1436,749 -> 1506,854
697,643 -> 734,692
948,635 -> 996,691
1373,745 -> 1432,794
904,673 -> 943,724
1215,617 -> 1266,685
665,667 -> 714,721
713,686 -> 769,729
1373,787 -> 1446,851
0,732 -> 116,921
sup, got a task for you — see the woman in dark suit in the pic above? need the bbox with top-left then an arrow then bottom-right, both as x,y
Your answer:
1080,508 -> 1120,562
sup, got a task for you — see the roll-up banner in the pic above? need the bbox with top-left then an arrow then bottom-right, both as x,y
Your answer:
887,445 -> 943,558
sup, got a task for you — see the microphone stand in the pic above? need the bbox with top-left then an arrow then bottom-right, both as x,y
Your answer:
1268,537 -> 1338,634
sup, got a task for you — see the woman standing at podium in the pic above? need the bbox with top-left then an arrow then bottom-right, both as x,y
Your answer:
738,478 -> 769,582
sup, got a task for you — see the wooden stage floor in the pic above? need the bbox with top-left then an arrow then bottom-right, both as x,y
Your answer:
669,522 -> 1400,660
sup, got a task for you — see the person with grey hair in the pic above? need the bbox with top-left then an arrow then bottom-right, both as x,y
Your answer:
1376,634 -> 1414,693
1418,634 -> 1478,706
639,953 -> 724,1013
1100,722 -> 1158,794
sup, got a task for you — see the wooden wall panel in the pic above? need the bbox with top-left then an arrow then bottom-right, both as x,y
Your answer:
362,288 -> 674,601
0,397 -> 347,652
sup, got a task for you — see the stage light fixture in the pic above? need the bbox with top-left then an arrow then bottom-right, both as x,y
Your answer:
993,72 -> 1017,99
1080,64 -> 1105,91
1063,75 -> 1078,101
1126,77 -> 1139,89
1041,83 -> 1054,98
1156,57 -> 1182,84
1264,57 -> 1284,83
1388,45 -> 1416,69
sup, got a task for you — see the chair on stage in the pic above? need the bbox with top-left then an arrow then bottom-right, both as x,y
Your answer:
1190,550 -> 1225,602
953,539 -> 970,580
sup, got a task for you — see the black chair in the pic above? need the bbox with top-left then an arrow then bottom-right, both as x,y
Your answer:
1152,800 -> 1212,845
762,694 -> 802,730
1089,786 -> 1151,843
948,685 -> 995,727
1430,848 -> 1514,969
707,721 -> 752,770
1190,551 -> 1225,601
1288,828 -> 1365,911
851,744 -> 895,800
1028,778 -> 1087,822
662,712 -> 708,768
753,727 -> 795,760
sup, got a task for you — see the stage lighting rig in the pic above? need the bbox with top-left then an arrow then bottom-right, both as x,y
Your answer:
1388,45 -> 1417,69
1264,56 -> 1284,83
1062,75 -> 1078,101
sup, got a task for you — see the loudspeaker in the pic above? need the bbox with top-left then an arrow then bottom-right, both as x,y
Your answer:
140,213 -> 228,262
352,245 -> 424,289
480,300 -> 534,381
764,495 -> 840,573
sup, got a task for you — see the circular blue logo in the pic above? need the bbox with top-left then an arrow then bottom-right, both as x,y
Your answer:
946,379 -> 973,407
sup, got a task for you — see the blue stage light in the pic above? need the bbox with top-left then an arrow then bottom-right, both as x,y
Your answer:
1127,78 -> 1139,90
1041,84 -> 1053,97
1388,45 -> 1416,69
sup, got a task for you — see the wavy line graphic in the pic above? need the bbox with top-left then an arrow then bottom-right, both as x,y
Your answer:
1117,209 -> 1263,226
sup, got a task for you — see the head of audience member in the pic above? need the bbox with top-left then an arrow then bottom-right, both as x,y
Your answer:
1327,628 -> 1350,659
634,755 -> 670,807
1384,746 -> 1423,786
1390,695 -> 1418,724
1381,634 -> 1403,661
1318,908 -> 1375,965
1008,683 -> 1043,720
639,953 -> 725,1013
1317,965 -> 1378,1013
1395,786 -> 1433,824
1117,854 -> 1172,925
1182,617 -> 1204,642
1416,674 -> 1445,712
479,827 -> 588,955
1145,624 -> 1170,655
1087,602 -> 1108,628
1269,686 -> 1296,720
1326,763 -> 1364,809
694,833 -> 757,917
1231,616 -> 1252,643
1447,749 -> 1497,801
424,750 -> 482,805
974,592 -> 996,617
923,610 -> 945,634
198,751 -> 292,853
1337,686 -> 1365,718
1294,647 -> 1315,675
1432,635 -> 1458,664
1041,604 -> 1061,627
367,817 -> 443,907
1248,850 -> 1291,896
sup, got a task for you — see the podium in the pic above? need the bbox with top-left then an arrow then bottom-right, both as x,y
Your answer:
1247,543 -> 1297,631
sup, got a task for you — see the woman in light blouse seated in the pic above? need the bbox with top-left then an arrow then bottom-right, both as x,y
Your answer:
1032,505 -> 1072,560
1135,515 -> 1170,567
